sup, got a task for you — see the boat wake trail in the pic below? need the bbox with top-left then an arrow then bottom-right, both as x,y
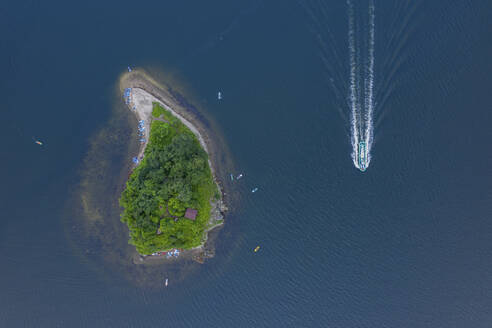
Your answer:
348,0 -> 375,172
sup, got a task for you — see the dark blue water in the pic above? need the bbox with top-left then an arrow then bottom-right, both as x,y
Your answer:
1,0 -> 492,327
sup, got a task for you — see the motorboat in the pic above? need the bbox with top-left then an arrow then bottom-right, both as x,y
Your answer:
358,141 -> 367,172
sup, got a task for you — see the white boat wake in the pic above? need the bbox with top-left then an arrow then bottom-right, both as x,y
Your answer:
348,0 -> 375,172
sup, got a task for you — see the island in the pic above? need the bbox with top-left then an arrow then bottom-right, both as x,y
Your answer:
118,70 -> 226,261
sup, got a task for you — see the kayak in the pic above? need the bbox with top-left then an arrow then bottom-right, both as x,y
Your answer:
254,246 -> 260,252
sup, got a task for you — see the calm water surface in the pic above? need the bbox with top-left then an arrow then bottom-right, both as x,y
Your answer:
1,0 -> 491,327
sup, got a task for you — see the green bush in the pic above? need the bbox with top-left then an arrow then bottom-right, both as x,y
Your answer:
168,197 -> 185,216
151,102 -> 166,118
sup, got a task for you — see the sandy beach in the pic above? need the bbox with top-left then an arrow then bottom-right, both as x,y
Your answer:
119,69 -> 227,264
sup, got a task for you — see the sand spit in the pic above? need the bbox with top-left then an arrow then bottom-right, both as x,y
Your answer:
119,69 -> 228,264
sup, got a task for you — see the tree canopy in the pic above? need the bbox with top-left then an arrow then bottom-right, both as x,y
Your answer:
120,102 -> 217,254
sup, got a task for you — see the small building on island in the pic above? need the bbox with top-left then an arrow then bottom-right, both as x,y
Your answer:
184,208 -> 197,221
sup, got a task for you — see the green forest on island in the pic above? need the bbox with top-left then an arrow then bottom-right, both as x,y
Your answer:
120,102 -> 218,254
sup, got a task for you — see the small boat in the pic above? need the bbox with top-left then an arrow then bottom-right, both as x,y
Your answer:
358,141 -> 367,172
217,91 -> 222,100
35,140 -> 43,146
230,173 -> 234,181
128,66 -> 132,72
165,278 -> 168,287
254,246 -> 260,252
236,174 -> 243,180
251,187 -> 258,193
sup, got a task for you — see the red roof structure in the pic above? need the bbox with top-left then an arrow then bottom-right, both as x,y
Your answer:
184,208 -> 198,221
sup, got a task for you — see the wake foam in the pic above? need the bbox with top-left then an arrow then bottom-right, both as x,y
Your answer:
348,0 -> 375,171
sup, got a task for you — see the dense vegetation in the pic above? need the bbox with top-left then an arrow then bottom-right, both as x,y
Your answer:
120,102 -> 218,254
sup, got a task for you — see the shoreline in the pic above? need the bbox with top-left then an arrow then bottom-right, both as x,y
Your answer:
119,69 -> 227,264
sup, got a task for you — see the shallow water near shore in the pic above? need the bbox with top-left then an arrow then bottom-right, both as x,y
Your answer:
1,0 -> 492,327
64,72 -> 241,287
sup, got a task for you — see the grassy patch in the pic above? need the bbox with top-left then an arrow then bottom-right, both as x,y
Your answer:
151,102 -> 166,118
